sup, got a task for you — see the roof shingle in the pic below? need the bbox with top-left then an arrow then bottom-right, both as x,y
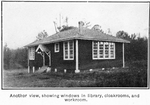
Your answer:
25,27 -> 130,47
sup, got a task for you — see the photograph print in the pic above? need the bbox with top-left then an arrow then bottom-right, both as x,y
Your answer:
2,1 -> 149,88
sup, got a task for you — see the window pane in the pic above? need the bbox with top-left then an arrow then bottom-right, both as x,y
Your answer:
105,43 -> 109,58
99,42 -> 104,58
64,42 -> 68,59
29,47 -> 35,60
110,43 -> 114,58
93,41 -> 98,58
70,50 -> 73,58
55,43 -> 59,52
69,41 -> 74,59
64,41 -> 74,60
93,41 -> 98,49
70,41 -> 73,49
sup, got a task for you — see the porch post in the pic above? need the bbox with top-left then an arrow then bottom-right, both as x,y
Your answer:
43,52 -> 45,66
27,48 -> 30,73
28,66 -> 30,73
49,52 -> 51,66
123,43 -> 125,68
75,39 -> 80,73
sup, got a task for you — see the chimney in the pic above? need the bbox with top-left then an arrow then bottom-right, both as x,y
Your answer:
78,21 -> 84,34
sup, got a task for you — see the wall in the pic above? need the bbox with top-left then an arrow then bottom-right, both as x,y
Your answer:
29,39 -> 124,72
45,41 -> 76,73
78,40 -> 123,70
29,40 -> 76,73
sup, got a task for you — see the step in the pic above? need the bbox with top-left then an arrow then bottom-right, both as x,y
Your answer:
36,66 -> 48,73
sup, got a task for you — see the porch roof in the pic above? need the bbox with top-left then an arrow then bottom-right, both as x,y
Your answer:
36,44 -> 49,52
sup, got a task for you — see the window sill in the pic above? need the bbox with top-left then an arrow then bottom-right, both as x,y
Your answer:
92,58 -> 115,60
64,58 -> 74,60
54,51 -> 59,53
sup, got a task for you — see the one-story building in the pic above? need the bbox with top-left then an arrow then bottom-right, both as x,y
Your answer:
25,21 -> 130,73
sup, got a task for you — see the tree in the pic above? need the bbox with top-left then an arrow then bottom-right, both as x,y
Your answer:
60,26 -> 75,32
36,30 -> 48,40
116,31 -> 147,61
4,43 -> 11,69
116,31 -> 130,40
3,43 -> 28,70
53,16 -> 69,33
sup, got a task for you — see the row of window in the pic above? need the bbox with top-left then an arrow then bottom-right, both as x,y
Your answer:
92,41 -> 115,59
29,41 -> 115,60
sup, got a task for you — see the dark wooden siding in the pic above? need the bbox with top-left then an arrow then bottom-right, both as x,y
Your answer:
29,39 -> 123,72
29,46 -> 43,70
78,40 -> 123,70
29,40 -> 75,73
46,41 -> 75,72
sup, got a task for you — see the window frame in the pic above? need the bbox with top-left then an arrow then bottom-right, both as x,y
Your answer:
29,47 -> 35,60
54,43 -> 59,52
92,41 -> 115,60
63,41 -> 74,60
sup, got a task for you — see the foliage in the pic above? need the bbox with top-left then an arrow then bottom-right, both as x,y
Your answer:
4,44 -> 11,70
36,30 -> 48,40
116,31 -> 147,61
60,26 -> 75,32
4,45 -> 28,70
116,31 -> 130,40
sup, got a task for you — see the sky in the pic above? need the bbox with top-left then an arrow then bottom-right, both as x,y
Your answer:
3,2 -> 149,49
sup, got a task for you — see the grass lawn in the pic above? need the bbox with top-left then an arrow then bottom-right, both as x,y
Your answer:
3,61 -> 147,88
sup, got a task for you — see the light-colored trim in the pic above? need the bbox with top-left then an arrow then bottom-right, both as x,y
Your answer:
63,42 -> 65,60
45,51 -> 51,66
54,43 -> 59,52
29,47 -> 35,60
75,40 -> 79,70
49,52 -> 51,66
33,66 -> 35,73
92,41 -> 94,59
109,43 -> 111,58
26,36 -> 130,47
103,42 -> 105,58
63,41 -> 74,60
114,43 -> 116,59
92,41 -> 115,60
28,66 -> 30,73
123,43 -> 125,68
43,52 -> 45,66
27,47 -> 30,73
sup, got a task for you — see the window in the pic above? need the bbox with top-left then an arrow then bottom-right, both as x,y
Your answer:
63,41 -> 74,60
29,47 -> 35,60
110,43 -> 115,58
93,41 -> 98,59
99,42 -> 104,58
54,43 -> 59,52
92,41 -> 115,59
105,42 -> 109,58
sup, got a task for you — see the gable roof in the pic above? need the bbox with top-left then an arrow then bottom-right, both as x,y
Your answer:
25,27 -> 130,47
36,44 -> 49,52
